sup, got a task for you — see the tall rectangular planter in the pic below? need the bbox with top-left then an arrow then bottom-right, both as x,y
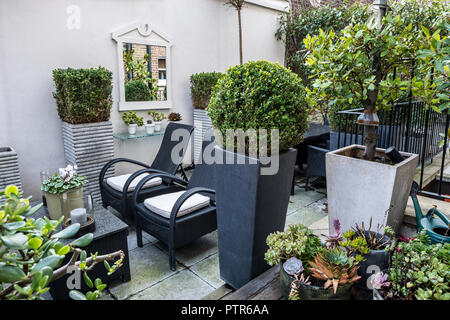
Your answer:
193,109 -> 213,163
215,146 -> 297,289
0,146 -> 22,191
61,121 -> 115,203
326,144 -> 419,234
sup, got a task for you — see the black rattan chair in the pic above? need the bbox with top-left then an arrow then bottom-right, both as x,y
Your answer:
132,141 -> 216,270
99,122 -> 194,221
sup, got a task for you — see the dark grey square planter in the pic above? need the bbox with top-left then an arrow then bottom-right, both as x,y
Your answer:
214,146 -> 297,289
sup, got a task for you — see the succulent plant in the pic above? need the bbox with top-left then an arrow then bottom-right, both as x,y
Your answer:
283,257 -> 304,276
265,224 -> 322,267
168,112 -> 182,121
370,272 -> 390,290
122,111 -> 144,126
308,248 -> 361,294
148,111 -> 166,122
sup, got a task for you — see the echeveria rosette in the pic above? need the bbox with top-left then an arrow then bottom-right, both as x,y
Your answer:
41,165 -> 87,195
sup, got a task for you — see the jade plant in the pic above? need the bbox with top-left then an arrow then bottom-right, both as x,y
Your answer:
265,224 -> 322,269
148,111 -> 166,122
0,185 -> 124,300
122,111 -> 144,126
382,231 -> 450,300
41,165 -> 87,195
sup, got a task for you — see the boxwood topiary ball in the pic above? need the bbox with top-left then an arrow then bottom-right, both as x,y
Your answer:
207,60 -> 309,154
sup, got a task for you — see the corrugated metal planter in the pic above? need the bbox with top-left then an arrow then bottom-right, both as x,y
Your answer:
61,121 -> 115,203
193,109 -> 213,162
0,146 -> 22,191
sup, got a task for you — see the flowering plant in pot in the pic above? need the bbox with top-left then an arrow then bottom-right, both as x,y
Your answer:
373,231 -> 450,300
265,224 -> 322,298
122,111 -> 144,135
41,165 -> 87,220
148,111 -> 166,132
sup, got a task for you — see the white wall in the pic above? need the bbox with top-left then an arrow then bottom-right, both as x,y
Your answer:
0,0 -> 287,199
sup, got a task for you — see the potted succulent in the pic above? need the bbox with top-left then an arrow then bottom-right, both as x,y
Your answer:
208,61 -> 309,289
265,224 -> 323,298
339,218 -> 394,291
122,111 -> 144,135
41,165 -> 88,220
148,111 -> 166,132
190,72 -> 223,161
372,231 -> 450,300
289,247 -> 362,300
144,119 -> 155,135
53,67 -> 114,203
168,112 -> 182,122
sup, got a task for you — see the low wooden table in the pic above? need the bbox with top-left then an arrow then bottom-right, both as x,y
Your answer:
33,202 -> 131,299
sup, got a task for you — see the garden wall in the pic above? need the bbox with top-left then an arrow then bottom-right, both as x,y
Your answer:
0,0 -> 287,199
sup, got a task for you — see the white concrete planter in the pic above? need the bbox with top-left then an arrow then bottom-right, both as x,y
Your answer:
61,121 -> 114,203
0,146 -> 22,191
128,124 -> 137,135
154,121 -> 162,132
326,144 -> 419,234
145,123 -> 155,135
193,109 -> 213,162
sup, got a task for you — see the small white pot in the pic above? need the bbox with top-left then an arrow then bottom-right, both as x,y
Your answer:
128,124 -> 137,135
154,121 -> 161,132
145,123 -> 155,135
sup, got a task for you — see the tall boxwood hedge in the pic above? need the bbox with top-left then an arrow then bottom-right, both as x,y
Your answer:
52,67 -> 113,124
125,79 -> 152,101
208,60 -> 309,154
190,72 -> 224,109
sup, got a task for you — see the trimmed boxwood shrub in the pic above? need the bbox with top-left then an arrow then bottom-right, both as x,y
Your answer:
125,79 -> 152,102
190,72 -> 224,109
52,67 -> 113,124
208,60 -> 309,154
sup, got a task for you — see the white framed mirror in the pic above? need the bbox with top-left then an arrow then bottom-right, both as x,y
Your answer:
112,21 -> 172,111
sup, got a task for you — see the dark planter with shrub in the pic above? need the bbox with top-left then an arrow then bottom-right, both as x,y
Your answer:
215,147 -> 297,289
208,61 -> 309,289
280,261 -> 295,299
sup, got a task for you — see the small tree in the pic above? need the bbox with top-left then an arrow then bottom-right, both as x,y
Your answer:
304,0 -> 447,160
226,0 -> 245,65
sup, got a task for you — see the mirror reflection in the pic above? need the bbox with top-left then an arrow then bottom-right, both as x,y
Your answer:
123,43 -> 167,102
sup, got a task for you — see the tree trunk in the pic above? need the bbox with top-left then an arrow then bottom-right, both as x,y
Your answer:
237,8 -> 243,65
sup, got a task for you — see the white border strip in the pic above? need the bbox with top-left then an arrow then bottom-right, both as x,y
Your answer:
245,0 -> 290,12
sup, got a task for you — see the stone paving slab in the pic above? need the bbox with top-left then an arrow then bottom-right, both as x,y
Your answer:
190,253 -> 224,289
128,269 -> 215,300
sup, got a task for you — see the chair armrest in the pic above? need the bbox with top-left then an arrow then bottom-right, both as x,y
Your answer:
169,187 -> 216,225
99,158 -> 150,187
131,171 -> 189,204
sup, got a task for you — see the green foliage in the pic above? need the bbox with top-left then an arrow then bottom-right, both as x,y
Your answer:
388,231 -> 450,300
125,80 -> 153,101
190,72 -> 224,109
265,224 -> 322,269
208,60 -> 309,153
168,112 -> 182,121
41,165 -> 87,195
148,111 -> 166,122
304,0 -> 449,131
52,67 -> 113,124
0,185 -> 124,300
276,2 -> 371,85
122,111 -> 144,126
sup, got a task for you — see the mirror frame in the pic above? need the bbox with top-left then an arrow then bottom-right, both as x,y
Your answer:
112,21 -> 172,111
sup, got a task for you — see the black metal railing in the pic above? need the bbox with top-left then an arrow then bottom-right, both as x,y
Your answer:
336,102 -> 450,200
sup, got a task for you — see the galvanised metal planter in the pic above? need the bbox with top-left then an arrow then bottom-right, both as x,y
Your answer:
326,145 -> 419,234
61,121 -> 114,203
215,146 -> 297,289
193,109 -> 213,162
0,146 -> 22,191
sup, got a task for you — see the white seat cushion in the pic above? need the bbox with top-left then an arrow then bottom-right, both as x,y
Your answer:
143,191 -> 211,219
106,173 -> 162,192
